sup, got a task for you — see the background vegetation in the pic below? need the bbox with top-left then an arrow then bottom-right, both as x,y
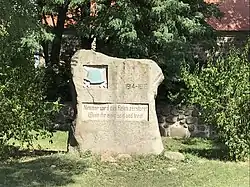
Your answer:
0,0 -> 249,161
182,42 -> 250,160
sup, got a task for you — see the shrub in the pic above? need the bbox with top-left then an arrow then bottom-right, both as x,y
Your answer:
182,42 -> 250,161
0,64 -> 60,157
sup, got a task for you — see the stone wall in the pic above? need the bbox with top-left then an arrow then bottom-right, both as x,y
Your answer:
156,103 -> 215,138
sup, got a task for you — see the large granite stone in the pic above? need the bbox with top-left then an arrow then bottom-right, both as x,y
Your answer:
69,50 -> 164,155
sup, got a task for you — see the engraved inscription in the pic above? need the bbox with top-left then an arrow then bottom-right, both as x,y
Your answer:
82,103 -> 148,121
125,83 -> 148,89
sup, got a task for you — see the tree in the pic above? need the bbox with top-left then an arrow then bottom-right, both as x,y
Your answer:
39,0 -> 221,102
0,0 -> 60,157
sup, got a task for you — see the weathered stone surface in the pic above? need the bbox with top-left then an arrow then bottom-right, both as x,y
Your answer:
170,107 -> 179,116
157,115 -> 165,123
159,124 -> 167,137
156,102 -> 214,138
70,50 -> 164,155
161,105 -> 171,116
165,115 -> 178,123
178,114 -> 185,120
192,131 -> 209,138
188,124 -> 196,132
169,123 -> 190,138
159,125 -> 171,137
186,117 -> 198,124
184,109 -> 193,116
178,109 -> 185,115
196,125 -> 206,132
179,119 -> 186,124
164,151 -> 185,161
163,122 -> 173,128
192,108 -> 199,117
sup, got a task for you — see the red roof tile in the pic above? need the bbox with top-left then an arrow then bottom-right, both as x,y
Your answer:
205,0 -> 250,31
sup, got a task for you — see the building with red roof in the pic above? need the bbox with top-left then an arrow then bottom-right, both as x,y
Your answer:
205,0 -> 249,31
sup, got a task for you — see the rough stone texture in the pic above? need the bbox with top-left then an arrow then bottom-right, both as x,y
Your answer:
70,50 -> 164,155
163,151 -> 185,161
169,122 -> 190,138
178,114 -> 185,120
156,103 -> 213,138
170,108 -> 179,116
165,115 -> 178,123
186,117 -> 198,124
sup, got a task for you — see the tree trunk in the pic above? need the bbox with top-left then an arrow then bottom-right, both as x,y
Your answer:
42,41 -> 49,66
50,1 -> 70,66
79,1 -> 93,49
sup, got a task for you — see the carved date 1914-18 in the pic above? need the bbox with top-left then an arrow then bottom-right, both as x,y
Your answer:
126,83 -> 148,89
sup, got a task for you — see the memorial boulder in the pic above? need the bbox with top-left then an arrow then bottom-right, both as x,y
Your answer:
69,50 -> 164,155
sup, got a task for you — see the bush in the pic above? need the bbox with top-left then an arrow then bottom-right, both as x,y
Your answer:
182,42 -> 250,161
0,64 -> 61,157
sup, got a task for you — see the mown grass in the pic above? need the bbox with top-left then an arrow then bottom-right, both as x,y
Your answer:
0,132 -> 249,187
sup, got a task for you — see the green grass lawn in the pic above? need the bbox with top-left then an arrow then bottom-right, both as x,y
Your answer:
0,132 -> 249,187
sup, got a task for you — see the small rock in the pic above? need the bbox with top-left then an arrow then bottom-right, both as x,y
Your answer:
170,107 -> 179,116
164,151 -> 185,161
178,114 -> 185,120
184,109 -> 193,116
186,117 -> 198,124
117,154 -> 132,160
165,116 -> 178,123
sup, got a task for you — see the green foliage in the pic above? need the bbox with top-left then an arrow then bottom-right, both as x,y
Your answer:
0,65 -> 60,146
89,0 -> 220,103
0,0 -> 61,157
182,42 -> 250,161
38,0 -> 221,102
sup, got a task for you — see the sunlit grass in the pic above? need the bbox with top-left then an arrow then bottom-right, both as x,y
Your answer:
1,132 -> 249,187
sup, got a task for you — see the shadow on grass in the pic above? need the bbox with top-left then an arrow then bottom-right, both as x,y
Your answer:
181,147 -> 229,161
180,138 -> 230,161
1,145 -> 67,161
0,154 -> 87,187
